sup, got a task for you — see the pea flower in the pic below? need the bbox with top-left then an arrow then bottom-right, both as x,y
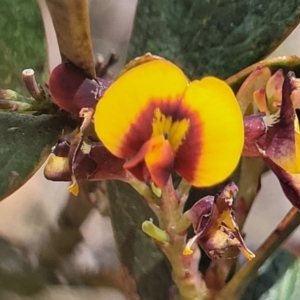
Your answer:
243,71 -> 300,208
259,73 -> 300,174
48,62 -> 111,115
183,183 -> 255,260
94,56 -> 244,188
248,72 -> 300,209
44,132 -> 126,195
243,72 -> 300,171
241,67 -> 300,172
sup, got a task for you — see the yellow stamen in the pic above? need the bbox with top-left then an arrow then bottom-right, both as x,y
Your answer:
183,234 -> 200,255
152,108 -> 190,152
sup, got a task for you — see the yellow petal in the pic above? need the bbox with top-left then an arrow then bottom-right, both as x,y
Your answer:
276,129 -> 300,174
178,77 -> 244,186
94,60 -> 188,158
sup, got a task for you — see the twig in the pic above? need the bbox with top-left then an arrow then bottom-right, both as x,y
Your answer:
22,69 -> 46,100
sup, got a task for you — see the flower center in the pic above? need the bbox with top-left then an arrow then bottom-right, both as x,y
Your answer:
151,108 -> 190,152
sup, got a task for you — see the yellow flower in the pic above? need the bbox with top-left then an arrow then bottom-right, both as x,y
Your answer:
94,56 -> 244,188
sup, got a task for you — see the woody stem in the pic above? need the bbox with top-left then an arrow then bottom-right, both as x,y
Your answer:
215,206 -> 300,300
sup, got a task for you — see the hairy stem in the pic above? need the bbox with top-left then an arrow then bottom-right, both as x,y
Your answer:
155,178 -> 207,300
128,176 -> 207,299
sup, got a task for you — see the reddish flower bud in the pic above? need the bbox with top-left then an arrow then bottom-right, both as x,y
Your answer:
48,63 -> 111,114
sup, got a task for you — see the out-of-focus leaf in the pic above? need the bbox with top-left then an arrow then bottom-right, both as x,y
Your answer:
0,112 -> 76,201
0,0 -> 46,94
128,0 -> 300,79
106,181 -> 173,300
242,249 -> 300,300
45,0 -> 96,79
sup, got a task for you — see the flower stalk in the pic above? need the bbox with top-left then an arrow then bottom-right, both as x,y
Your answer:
145,177 -> 207,300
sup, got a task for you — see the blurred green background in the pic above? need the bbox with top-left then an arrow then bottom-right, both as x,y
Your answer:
0,0 -> 46,94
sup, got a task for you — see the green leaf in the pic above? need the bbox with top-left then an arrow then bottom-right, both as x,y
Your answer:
106,181 -> 173,300
128,0 -> 300,79
0,0 -> 46,94
242,249 -> 300,300
0,112 -> 75,201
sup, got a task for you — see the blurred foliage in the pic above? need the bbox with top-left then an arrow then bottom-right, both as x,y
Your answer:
0,0 -> 46,94
129,0 -> 300,79
242,249 -> 300,300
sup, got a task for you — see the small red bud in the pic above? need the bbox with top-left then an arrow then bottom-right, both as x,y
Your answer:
48,63 -> 111,115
